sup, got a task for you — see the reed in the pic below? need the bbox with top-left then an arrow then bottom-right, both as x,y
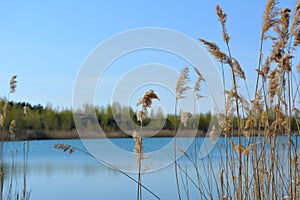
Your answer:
176,1 -> 300,199
135,89 -> 159,200
174,66 -> 191,200
0,75 -> 18,200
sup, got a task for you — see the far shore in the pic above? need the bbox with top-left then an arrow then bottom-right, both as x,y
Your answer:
1,129 -> 299,141
2,129 -> 207,141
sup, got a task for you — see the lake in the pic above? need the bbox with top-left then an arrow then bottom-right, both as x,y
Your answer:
1,136 -> 295,200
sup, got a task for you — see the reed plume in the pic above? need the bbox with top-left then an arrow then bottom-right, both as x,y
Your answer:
292,1 -> 300,46
53,144 -> 76,154
280,8 -> 291,31
216,5 -> 230,43
136,89 -> 159,126
9,120 -> 16,139
9,75 -> 17,94
180,111 -> 192,127
174,66 -> 192,200
294,28 -> 300,46
268,69 -> 280,104
193,66 -> 205,99
291,0 -> 300,32
176,67 -> 191,100
231,58 -> 245,80
262,0 -> 279,37
198,39 -> 229,63
261,57 -> 271,81
137,110 -> 147,123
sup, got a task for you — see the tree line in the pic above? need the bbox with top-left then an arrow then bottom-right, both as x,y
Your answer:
2,100 -> 297,138
0,100 -> 212,135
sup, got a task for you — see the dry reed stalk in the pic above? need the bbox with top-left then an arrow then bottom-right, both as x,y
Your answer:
135,89 -> 159,200
214,8 -> 245,198
133,131 -> 144,166
174,67 -> 191,200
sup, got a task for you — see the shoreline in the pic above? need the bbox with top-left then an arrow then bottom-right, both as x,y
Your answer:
2,129 -> 207,141
1,129 -> 299,141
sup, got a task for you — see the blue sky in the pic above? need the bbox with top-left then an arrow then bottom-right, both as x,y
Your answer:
0,0 -> 298,112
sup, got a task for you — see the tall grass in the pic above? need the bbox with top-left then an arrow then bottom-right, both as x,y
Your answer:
0,75 -> 31,200
0,75 -> 18,200
173,0 -> 300,199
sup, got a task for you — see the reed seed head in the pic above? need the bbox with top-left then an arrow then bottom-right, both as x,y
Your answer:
137,109 -> 147,123
291,0 -> 300,34
180,111 -> 192,127
199,39 -> 229,63
54,144 -> 76,154
294,28 -> 300,46
9,75 -> 17,94
280,54 -> 293,72
9,119 -> 16,133
23,106 -> 29,116
262,0 -> 279,37
176,66 -> 191,100
262,57 -> 271,81
231,58 -> 245,79
193,66 -> 205,99
136,89 -> 159,109
9,119 -> 16,139
280,8 -> 291,31
216,5 -> 230,43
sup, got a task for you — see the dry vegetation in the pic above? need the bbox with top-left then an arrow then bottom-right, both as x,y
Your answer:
173,0 -> 300,199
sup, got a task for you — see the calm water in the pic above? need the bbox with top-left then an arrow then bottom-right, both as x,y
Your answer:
1,137 -> 296,200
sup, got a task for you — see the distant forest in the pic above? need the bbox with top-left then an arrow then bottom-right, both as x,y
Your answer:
0,100 -> 212,135
2,100 -> 299,139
